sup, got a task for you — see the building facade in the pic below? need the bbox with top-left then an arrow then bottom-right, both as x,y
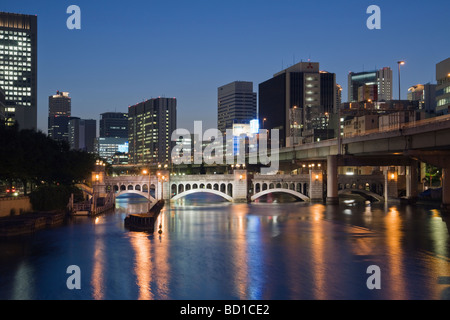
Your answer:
258,61 -> 336,147
408,83 -> 436,114
68,118 -> 97,153
0,12 -> 37,130
348,67 -> 392,103
436,58 -> 450,115
97,137 -> 128,163
217,81 -> 257,135
128,97 -> 176,165
100,112 -> 128,138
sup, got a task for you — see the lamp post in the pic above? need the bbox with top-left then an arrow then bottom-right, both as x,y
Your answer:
142,168 -> 151,207
397,61 -> 405,100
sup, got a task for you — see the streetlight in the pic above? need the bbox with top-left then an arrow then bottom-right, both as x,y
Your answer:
263,118 -> 267,129
397,61 -> 405,100
142,168 -> 151,204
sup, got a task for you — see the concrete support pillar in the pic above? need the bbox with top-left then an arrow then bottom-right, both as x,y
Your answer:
156,170 -> 170,201
442,167 -> 450,211
384,168 -> 398,201
406,160 -> 419,201
326,155 -> 339,204
309,169 -> 324,202
233,170 -> 248,202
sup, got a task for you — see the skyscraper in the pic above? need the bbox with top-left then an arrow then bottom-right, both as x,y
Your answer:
68,118 -> 97,153
48,91 -> 71,142
217,81 -> 257,134
98,112 -> 129,163
348,67 -> 392,103
436,57 -> 450,115
128,97 -> 176,165
259,61 -> 336,147
0,12 -> 37,130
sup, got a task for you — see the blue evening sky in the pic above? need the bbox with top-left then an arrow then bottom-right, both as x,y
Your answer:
2,0 -> 449,133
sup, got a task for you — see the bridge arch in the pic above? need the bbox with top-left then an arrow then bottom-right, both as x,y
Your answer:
116,190 -> 156,202
171,188 -> 233,202
251,188 -> 310,202
338,189 -> 384,202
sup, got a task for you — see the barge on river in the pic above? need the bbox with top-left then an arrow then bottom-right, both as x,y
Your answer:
124,200 -> 164,232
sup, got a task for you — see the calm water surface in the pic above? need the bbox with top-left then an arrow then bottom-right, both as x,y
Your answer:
1,194 -> 450,300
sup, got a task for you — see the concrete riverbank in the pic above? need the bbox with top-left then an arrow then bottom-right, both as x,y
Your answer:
0,211 -> 66,237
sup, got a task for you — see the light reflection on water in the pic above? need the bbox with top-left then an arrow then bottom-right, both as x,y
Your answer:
0,193 -> 449,300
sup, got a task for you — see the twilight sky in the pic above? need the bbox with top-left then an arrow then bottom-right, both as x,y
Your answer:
2,0 -> 449,133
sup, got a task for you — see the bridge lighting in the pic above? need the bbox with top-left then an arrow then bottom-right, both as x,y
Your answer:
318,164 -> 321,168
315,175 -> 319,181
95,174 -> 99,181
391,173 -> 395,180
142,169 -> 148,175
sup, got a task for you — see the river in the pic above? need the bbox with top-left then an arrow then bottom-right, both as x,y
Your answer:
0,194 -> 449,300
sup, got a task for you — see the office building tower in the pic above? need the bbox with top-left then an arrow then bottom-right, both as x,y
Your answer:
100,112 -> 128,138
217,81 -> 257,134
48,91 -> 71,141
408,84 -> 437,114
0,86 -> 8,124
348,67 -> 392,102
259,61 -> 336,147
377,67 -> 393,101
436,58 -> 450,115
128,97 -> 176,164
68,118 -> 97,153
0,12 -> 37,130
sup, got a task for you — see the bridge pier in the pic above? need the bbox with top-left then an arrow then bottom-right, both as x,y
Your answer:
384,168 -> 398,202
326,155 -> 339,204
232,170 -> 248,202
442,167 -> 450,211
406,160 -> 419,202
309,169 -> 324,202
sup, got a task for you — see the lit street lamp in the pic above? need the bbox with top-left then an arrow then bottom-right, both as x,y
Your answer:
398,61 -> 405,100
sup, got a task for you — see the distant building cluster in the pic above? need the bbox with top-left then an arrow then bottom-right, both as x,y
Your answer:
0,11 -> 449,166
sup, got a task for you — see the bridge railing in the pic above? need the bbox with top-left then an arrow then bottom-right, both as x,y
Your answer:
344,114 -> 450,139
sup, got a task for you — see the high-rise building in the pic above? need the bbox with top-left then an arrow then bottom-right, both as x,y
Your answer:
377,67 -> 393,101
436,58 -> 450,115
259,61 -> 336,147
0,12 -> 37,130
128,97 -> 176,165
48,91 -> 71,142
217,81 -> 257,134
0,86 -> 8,124
100,112 -> 128,138
348,67 -> 392,103
408,84 -> 436,114
68,118 -> 97,153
